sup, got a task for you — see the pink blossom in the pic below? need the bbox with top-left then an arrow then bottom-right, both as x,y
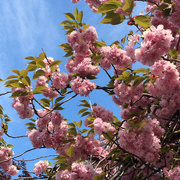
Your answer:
34,160 -> 49,176
52,72 -> 71,89
71,76 -> 96,96
7,165 -> 19,176
135,25 -> 174,66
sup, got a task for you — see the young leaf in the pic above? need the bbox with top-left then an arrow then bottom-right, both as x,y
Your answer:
133,76 -> 146,88
73,120 -> 82,128
66,146 -> 75,158
122,0 -> 134,14
32,69 -> 45,80
134,15 -> 151,29
64,13 -> 75,20
76,11 -> 83,23
49,60 -> 62,67
33,86 -> 48,94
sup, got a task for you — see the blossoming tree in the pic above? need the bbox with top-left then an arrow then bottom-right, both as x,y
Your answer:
0,0 -> 180,179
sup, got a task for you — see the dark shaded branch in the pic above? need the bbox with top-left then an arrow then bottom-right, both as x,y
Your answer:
0,91 -> 11,96
5,132 -> 27,138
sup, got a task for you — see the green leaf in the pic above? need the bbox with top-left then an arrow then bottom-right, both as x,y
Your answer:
29,118 -> 36,122
38,52 -> 46,61
66,146 -> 75,157
122,0 -> 134,14
68,128 -> 77,136
33,86 -> 48,94
100,11 -> 125,25
76,11 -> 83,23
93,172 -> 106,180
6,75 -> 18,79
93,41 -> 106,48
122,71 -> 131,78
163,0 -> 171,4
19,69 -> 28,77
49,60 -> 62,67
11,91 -> 28,98
74,7 -> 79,19
68,123 -> 76,128
21,76 -> 31,86
7,144 -> 14,148
135,121 -> 148,128
121,35 -> 126,44
39,98 -> 50,106
24,122 -> 36,126
61,88 -> 67,95
97,4 -> 118,13
78,108 -> 88,115
80,129 -> 89,134
26,64 -> 38,71
0,78 -> 3,82
104,0 -> 122,6
155,4 -> 169,10
169,49 -> 177,59
133,68 -> 150,74
32,69 -> 45,80
55,97 -> 65,103
10,70 -> 20,75
53,156 -> 67,165
36,61 -> 46,68
73,120 -> 82,128
83,24 -> 90,30
64,13 -> 75,20
81,111 -> 90,117
64,51 -> 73,57
59,43 -> 73,51
24,56 -> 34,60
134,15 -> 151,29
133,76 -> 146,88
10,82 -> 26,89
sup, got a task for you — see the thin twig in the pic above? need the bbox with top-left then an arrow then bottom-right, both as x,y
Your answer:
0,91 -> 11,96
162,56 -> 180,63
40,94 -> 77,118
14,154 -> 57,162
0,147 -> 44,164
5,132 -> 27,138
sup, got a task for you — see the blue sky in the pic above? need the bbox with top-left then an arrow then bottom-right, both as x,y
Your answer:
0,0 -> 147,177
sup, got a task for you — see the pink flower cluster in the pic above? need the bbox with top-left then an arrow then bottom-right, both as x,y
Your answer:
163,166 -> 180,180
100,44 -> 132,69
27,110 -> 68,149
93,117 -> 115,135
66,53 -> 100,77
35,76 -> 58,98
34,160 -> 49,176
67,26 -> 98,56
52,72 -> 72,89
135,25 -> 174,66
55,162 -> 100,180
125,33 -> 140,63
146,60 -> 180,118
11,87 -> 34,119
113,80 -> 144,106
118,117 -> 165,163
0,147 -> 19,175
71,76 -> 96,96
150,10 -> 179,36
84,105 -> 114,126
42,57 -> 60,77
121,165 -> 160,180
57,133 -> 108,163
